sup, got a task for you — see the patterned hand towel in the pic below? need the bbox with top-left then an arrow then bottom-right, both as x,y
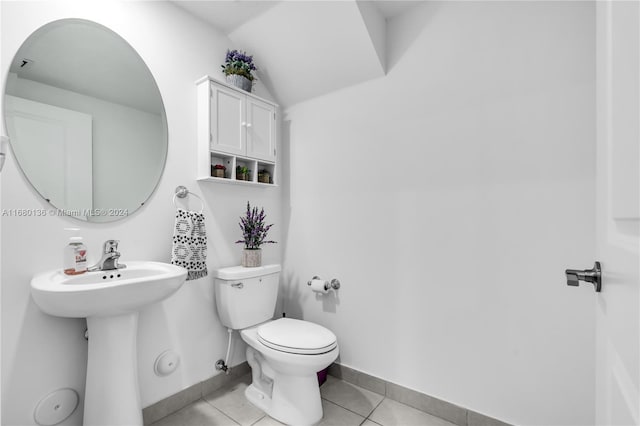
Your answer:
172,208 -> 207,280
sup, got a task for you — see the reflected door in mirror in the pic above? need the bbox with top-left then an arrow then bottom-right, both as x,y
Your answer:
5,95 -> 92,212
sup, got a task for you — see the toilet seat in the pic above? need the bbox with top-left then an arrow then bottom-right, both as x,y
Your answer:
257,318 -> 337,355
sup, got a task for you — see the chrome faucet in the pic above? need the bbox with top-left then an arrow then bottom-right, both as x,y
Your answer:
89,240 -> 126,271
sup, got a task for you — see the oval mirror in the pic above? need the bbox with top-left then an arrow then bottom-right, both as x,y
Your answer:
3,19 -> 167,222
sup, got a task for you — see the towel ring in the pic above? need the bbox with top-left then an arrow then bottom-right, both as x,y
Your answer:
172,186 -> 204,214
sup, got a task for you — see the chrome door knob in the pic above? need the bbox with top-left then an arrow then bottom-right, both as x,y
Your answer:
565,261 -> 602,292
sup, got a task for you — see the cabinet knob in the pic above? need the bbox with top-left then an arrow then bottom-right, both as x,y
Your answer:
246,123 -> 253,128
241,122 -> 246,127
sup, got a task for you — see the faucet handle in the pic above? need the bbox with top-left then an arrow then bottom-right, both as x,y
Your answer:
103,240 -> 119,253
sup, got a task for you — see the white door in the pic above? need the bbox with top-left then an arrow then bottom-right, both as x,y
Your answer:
246,97 -> 276,162
595,1 -> 640,424
211,83 -> 245,156
4,95 -> 92,212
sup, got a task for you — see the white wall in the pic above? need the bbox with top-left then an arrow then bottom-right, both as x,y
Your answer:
1,2 -> 281,425
282,2 -> 596,425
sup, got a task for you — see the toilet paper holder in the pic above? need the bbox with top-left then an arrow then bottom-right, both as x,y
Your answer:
307,276 -> 341,291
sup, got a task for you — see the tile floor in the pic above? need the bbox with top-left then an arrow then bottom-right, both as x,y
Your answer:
150,375 -> 456,426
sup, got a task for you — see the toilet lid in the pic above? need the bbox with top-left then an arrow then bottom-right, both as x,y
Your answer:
257,318 -> 337,355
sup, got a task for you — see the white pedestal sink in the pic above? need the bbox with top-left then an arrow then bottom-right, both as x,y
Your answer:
31,261 -> 187,426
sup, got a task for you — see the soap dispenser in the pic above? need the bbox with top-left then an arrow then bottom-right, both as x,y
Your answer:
63,228 -> 87,275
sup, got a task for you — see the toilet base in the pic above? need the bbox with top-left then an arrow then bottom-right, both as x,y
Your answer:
241,323 -> 338,426
245,373 -> 322,426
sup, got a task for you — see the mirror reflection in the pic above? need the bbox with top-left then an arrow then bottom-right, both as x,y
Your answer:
4,19 -> 167,222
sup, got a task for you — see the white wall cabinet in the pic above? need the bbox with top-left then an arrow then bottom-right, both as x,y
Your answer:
197,76 -> 277,186
210,83 -> 245,156
245,97 -> 277,161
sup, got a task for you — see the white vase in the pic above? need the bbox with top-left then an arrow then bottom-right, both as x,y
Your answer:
242,249 -> 261,267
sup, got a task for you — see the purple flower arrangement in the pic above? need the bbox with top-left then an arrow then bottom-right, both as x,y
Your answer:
236,201 -> 276,250
221,49 -> 257,81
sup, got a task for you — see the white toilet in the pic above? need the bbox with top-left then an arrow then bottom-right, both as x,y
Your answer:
214,264 -> 339,426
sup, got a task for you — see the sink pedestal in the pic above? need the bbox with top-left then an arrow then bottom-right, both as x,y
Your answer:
30,261 -> 188,425
84,312 -> 142,426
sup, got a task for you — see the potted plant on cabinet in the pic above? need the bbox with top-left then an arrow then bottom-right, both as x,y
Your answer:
221,49 -> 256,92
236,165 -> 250,181
236,201 -> 276,267
258,170 -> 271,184
211,164 -> 226,178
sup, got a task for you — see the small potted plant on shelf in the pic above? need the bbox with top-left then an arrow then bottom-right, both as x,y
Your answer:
236,201 -> 276,267
221,49 -> 256,93
258,170 -> 271,184
211,164 -> 226,178
236,165 -> 250,181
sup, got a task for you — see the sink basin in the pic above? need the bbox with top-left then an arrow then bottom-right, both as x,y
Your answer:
30,261 -> 187,426
31,261 -> 187,317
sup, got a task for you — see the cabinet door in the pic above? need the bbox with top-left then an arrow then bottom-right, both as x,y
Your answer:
246,97 -> 276,162
210,83 -> 245,155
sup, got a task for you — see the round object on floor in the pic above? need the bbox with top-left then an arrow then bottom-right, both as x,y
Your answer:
34,388 -> 78,425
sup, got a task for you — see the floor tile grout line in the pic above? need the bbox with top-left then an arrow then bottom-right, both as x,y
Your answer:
320,377 -> 386,415
364,395 -> 386,423
199,396 -> 242,425
322,377 -> 387,418
320,396 -> 375,421
249,414 -> 267,426
325,375 -> 386,399
331,372 -> 482,426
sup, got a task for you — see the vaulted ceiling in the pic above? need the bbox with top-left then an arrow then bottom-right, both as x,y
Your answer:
172,1 -> 421,107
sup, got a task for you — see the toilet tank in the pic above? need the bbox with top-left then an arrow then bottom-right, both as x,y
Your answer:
213,264 -> 281,330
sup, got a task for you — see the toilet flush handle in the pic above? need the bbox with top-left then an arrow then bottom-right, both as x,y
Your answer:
231,282 -> 244,289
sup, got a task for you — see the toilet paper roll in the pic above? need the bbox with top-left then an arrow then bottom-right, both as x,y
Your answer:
309,279 -> 329,294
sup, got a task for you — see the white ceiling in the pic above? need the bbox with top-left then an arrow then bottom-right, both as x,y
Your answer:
173,1 -> 421,35
171,1 -> 281,35
374,1 -> 424,20
172,1 -> 423,107
229,1 -> 386,106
